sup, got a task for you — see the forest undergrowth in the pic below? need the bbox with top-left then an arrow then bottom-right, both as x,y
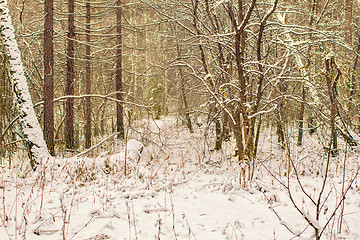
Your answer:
1,116 -> 360,239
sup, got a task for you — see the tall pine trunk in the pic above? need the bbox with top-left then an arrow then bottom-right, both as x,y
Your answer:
44,0 -> 54,155
84,1 -> 92,149
116,0 -> 124,139
0,89 -> 2,165
0,0 -> 50,169
65,0 -> 75,149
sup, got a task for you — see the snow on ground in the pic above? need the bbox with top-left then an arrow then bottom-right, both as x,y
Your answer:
1,117 -> 360,239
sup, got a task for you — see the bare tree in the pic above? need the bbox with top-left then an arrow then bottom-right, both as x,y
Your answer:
44,0 -> 54,155
84,0 -> 92,149
177,45 -> 193,134
65,0 -> 75,149
297,0 -> 316,146
116,0 -> 124,139
227,0 -> 256,162
325,55 -> 341,156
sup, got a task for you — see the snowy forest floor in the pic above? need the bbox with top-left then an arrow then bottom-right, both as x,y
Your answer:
1,116 -> 360,240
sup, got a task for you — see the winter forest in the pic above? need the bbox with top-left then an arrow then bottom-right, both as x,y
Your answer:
1,0 -> 360,239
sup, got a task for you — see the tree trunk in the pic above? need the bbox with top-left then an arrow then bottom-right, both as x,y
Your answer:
0,55 -> 4,165
298,0 -> 315,145
116,0 -> 124,139
84,1 -> 92,149
275,109 -> 285,149
0,0 -> 50,169
65,0 -> 75,149
325,56 -> 341,156
181,81 -> 193,134
227,0 -> 257,162
193,0 -> 221,149
276,12 -> 320,135
276,78 -> 286,149
349,40 -> 360,128
221,59 -> 231,143
0,104 -> 2,165
233,108 -> 243,159
253,116 -> 262,157
44,0 -> 54,155
177,60 -> 193,133
297,84 -> 306,145
231,2 -> 247,157
247,0 -> 278,174
345,0 -> 353,44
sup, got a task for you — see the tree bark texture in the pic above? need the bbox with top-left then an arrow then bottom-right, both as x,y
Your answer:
297,85 -> 306,146
345,0 -> 353,43
0,0 -> 50,168
65,0 -> 75,149
44,0 -> 54,155
85,1 -> 92,149
0,98 -> 2,164
116,0 -> 124,139
0,55 -> 4,164
325,56 -> 340,156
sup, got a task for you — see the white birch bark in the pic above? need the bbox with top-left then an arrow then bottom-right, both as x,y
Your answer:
0,0 -> 51,168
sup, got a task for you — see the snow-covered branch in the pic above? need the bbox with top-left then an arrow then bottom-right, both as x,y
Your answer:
276,12 -> 320,105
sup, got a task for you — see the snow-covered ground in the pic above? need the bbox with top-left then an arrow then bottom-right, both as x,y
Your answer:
1,117 -> 360,239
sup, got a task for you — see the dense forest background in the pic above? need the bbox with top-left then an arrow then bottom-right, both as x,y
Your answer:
3,1 -> 360,239
1,0 -> 360,172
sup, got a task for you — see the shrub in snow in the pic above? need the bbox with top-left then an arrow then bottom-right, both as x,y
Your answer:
125,139 -> 144,162
66,157 -> 99,182
103,139 -> 144,174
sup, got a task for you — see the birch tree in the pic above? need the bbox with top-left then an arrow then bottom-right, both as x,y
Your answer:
0,0 -> 50,169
